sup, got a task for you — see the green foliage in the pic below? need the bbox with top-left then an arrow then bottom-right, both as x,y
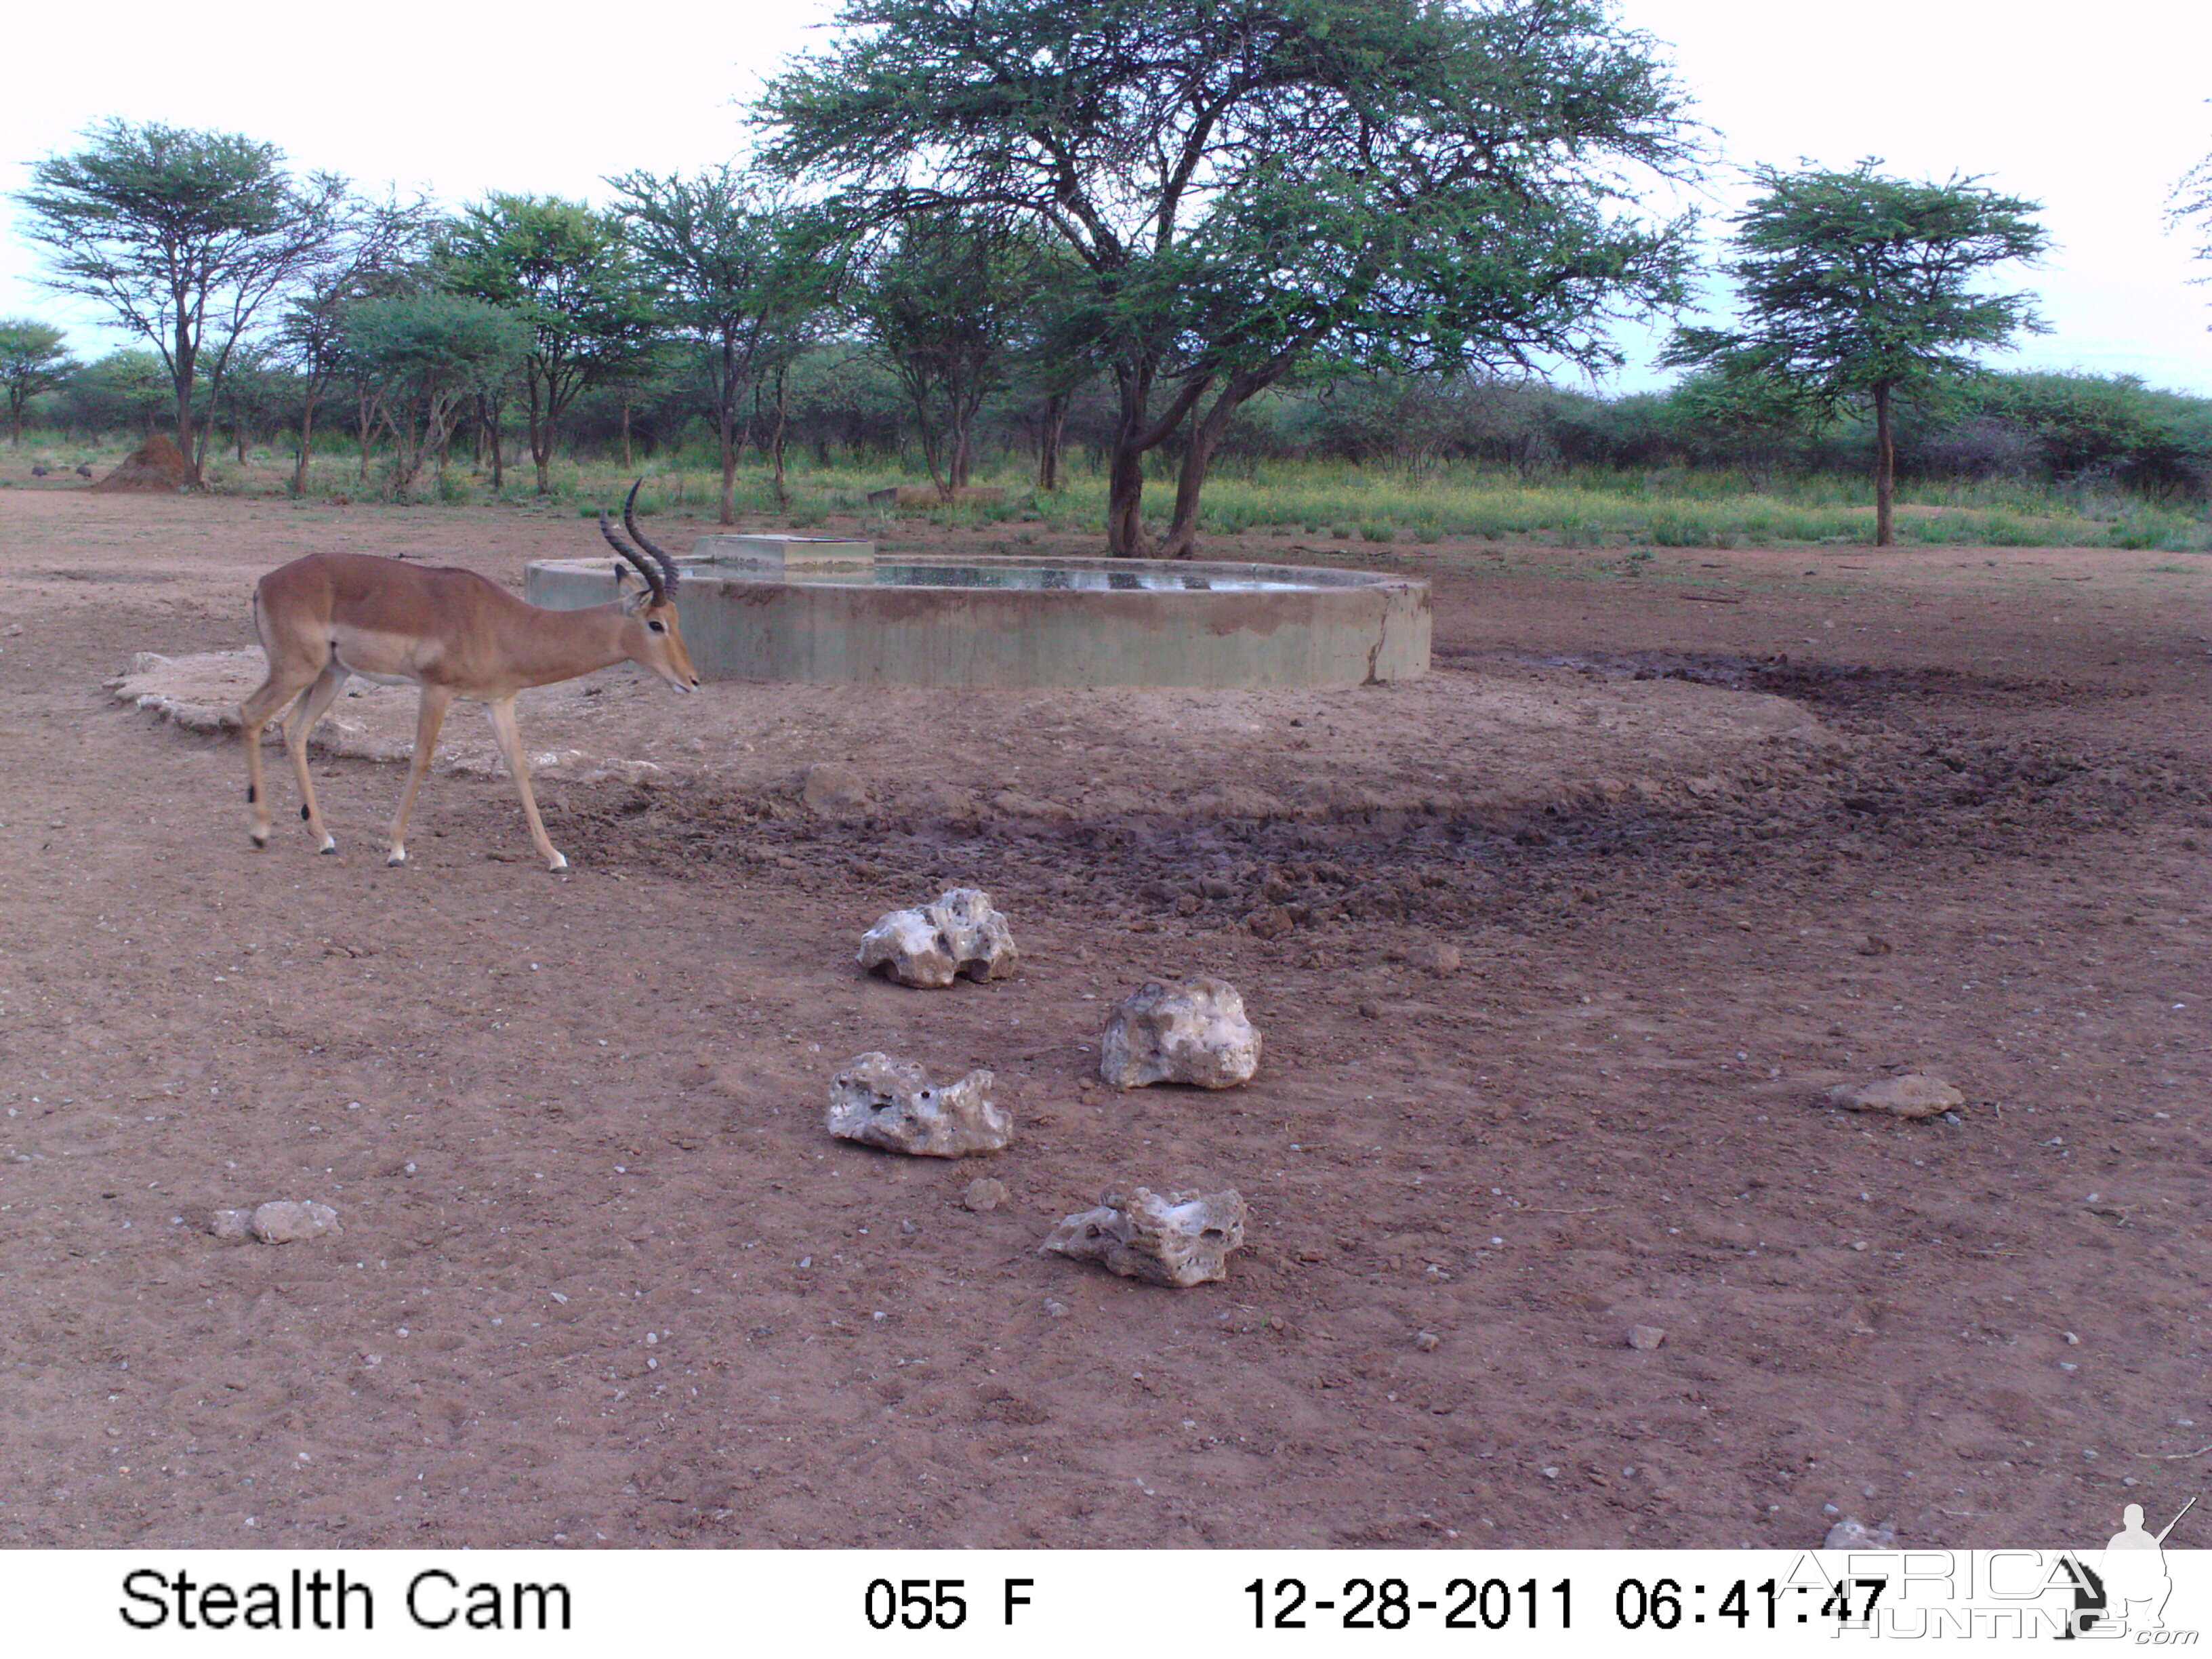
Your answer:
605,167 -> 837,516
0,318 -> 79,445
1921,371 -> 2212,498
847,211 -> 1057,493
761,0 -> 1701,552
60,349 -> 171,436
13,119 -> 352,476
341,294 -> 531,496
2171,144 -> 2212,291
437,194 -> 661,489
1664,161 -> 2049,408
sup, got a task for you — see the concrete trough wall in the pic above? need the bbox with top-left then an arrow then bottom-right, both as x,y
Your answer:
525,554 -> 1429,690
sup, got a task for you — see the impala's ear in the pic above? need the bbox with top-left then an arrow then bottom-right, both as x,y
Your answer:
618,584 -> 651,616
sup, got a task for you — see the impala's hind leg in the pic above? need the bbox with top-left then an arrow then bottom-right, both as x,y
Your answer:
240,666 -> 319,848
384,684 -> 453,867
485,696 -> 567,872
280,662 -> 350,853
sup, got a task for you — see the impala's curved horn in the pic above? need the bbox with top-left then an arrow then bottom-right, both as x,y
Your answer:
621,478 -> 681,598
598,508 -> 666,607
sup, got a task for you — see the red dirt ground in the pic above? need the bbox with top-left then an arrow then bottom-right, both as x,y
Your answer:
1,481 -> 2207,1551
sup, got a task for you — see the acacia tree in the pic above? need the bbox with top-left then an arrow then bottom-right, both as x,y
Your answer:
0,319 -> 78,447
847,210 -> 1054,497
1664,161 -> 2048,546
14,120 -> 350,483
438,195 -> 660,493
606,168 -> 832,522
2173,136 -> 2212,306
761,0 -> 1697,555
272,193 -> 437,495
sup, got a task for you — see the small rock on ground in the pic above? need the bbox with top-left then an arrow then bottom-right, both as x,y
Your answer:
1825,1073 -> 1964,1120
1823,1517 -> 1898,1549
248,1200 -> 340,1244
1040,1187 -> 1248,1287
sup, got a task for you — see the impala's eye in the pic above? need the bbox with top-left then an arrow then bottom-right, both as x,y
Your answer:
649,619 -> 667,633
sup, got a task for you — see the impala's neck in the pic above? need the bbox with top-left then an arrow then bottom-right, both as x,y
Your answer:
504,601 -> 638,689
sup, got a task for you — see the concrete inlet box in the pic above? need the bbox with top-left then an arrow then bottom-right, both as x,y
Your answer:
691,534 -> 874,575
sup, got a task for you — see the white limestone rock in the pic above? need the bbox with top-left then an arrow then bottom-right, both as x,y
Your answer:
1823,1516 -> 1898,1550
857,888 -> 1019,988
247,1200 -> 340,1244
1100,977 -> 1260,1089
1040,1187 -> 1248,1288
826,1052 -> 1011,1157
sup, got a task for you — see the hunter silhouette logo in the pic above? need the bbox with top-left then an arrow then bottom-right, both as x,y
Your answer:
2062,1494 -> 2198,1639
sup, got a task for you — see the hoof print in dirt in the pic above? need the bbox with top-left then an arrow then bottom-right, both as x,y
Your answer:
1100,976 -> 1260,1089
826,1052 -> 1011,1157
211,1200 -> 340,1244
1824,1073 -> 1963,1120
857,888 -> 1019,988
1040,1187 -> 1248,1287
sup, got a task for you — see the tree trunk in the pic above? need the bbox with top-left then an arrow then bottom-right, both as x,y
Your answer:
173,313 -> 203,487
291,397 -> 317,496
1105,362 -> 1153,555
1873,382 -> 1896,548
1103,360 -> 1211,556
716,335 -> 740,527
483,393 -> 506,491
1036,392 -> 1069,491
948,386 -> 982,491
621,398 -> 633,470
356,389 -> 375,484
769,367 -> 790,514
718,407 -> 737,527
1162,373 -> 1272,558
526,368 -> 552,493
1105,436 -> 1149,554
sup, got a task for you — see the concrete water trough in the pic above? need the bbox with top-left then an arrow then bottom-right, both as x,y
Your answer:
523,537 -> 1429,690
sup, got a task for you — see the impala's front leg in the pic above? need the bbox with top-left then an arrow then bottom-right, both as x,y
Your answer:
484,697 -> 567,872
385,684 -> 453,867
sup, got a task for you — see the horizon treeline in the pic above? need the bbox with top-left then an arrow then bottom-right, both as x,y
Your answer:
5,0 -> 2209,539
14,339 -> 2212,506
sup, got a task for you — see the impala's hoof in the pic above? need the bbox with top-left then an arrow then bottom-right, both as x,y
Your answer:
385,849 -> 407,868
547,853 -> 569,874
319,839 -> 337,855
249,832 -> 269,849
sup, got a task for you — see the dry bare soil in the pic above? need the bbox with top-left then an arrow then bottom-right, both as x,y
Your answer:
1,483 -> 2207,1551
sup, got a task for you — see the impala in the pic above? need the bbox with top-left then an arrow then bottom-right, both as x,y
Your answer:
240,482 -> 699,872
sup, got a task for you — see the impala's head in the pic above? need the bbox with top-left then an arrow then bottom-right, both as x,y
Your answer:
600,482 -> 701,692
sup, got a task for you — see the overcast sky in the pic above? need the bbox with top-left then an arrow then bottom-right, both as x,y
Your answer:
2,0 -> 2207,397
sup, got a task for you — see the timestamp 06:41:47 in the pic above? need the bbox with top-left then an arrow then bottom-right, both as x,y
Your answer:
1244,1575 -> 1891,1632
